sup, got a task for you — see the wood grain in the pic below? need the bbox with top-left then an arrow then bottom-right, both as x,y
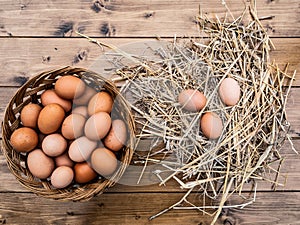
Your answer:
0,192 -> 299,225
0,38 -> 299,87
0,0 -> 299,37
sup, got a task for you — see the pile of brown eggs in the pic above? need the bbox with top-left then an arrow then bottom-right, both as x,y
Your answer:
10,75 -> 127,189
178,77 -> 240,139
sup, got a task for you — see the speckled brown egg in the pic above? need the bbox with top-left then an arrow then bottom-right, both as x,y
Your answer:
38,103 -> 65,134
41,89 -> 72,112
84,112 -> 111,141
55,152 -> 74,167
178,89 -> 207,112
27,149 -> 55,179
218,78 -> 241,106
42,133 -> 67,157
103,119 -> 127,152
88,92 -> 113,115
91,147 -> 118,177
74,162 -> 97,184
55,75 -> 86,100
50,166 -> 74,189
72,106 -> 88,118
10,127 -> 38,153
20,103 -> 42,129
73,86 -> 97,106
68,136 -> 97,162
61,114 -> 86,140
200,112 -> 223,139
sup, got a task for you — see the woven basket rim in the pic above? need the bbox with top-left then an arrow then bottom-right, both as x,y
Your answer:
1,66 -> 136,201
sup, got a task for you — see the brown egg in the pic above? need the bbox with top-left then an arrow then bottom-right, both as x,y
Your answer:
74,162 -> 97,183
41,89 -> 72,112
61,114 -> 86,140
88,92 -> 113,115
10,127 -> 38,153
91,148 -> 118,177
42,133 -> 67,157
84,112 -> 111,141
27,149 -> 55,179
200,112 -> 223,139
38,103 -> 65,134
72,106 -> 88,118
68,136 -> 97,162
55,152 -> 74,167
55,75 -> 86,100
219,78 -> 241,106
20,103 -> 42,128
103,119 -> 127,152
73,86 -> 97,106
178,89 -> 207,112
51,166 -> 74,189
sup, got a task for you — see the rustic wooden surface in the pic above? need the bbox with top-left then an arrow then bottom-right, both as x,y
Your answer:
0,0 -> 299,224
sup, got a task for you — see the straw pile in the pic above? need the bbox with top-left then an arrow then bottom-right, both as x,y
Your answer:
78,1 -> 296,223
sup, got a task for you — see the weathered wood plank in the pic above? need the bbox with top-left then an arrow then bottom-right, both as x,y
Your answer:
0,0 -> 299,37
0,38 -> 299,87
0,192 -> 299,225
1,139 -> 299,193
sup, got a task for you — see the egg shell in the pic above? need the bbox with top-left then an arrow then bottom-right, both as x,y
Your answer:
178,89 -> 207,112
27,149 -> 55,179
73,86 -> 97,106
74,162 -> 97,184
42,133 -> 67,157
20,103 -> 42,128
84,112 -> 112,141
51,166 -> 74,189
41,89 -> 72,112
218,78 -> 241,106
38,103 -> 65,134
103,119 -> 127,152
68,136 -> 97,162
55,75 -> 86,100
55,152 -> 74,167
200,112 -> 223,139
72,106 -> 88,118
91,147 -> 118,177
10,127 -> 38,153
88,92 -> 113,115
61,114 -> 86,140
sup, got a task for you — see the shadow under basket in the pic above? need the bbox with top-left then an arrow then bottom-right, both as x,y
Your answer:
1,66 -> 135,201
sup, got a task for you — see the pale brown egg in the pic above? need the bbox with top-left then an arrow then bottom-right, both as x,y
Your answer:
91,148 -> 118,177
42,133 -> 67,157
41,89 -> 72,112
68,136 -> 97,162
38,103 -> 65,134
200,112 -> 223,139
84,112 -> 111,141
103,119 -> 127,152
73,86 -> 97,106
10,127 -> 38,153
87,91 -> 113,115
27,149 -> 55,179
218,78 -> 241,106
55,152 -> 74,167
55,75 -> 86,100
74,162 -> 97,184
20,103 -> 42,128
72,106 -> 88,118
61,114 -> 86,140
178,89 -> 207,112
50,166 -> 74,189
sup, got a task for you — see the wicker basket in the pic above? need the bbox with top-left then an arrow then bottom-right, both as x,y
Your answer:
1,66 -> 135,201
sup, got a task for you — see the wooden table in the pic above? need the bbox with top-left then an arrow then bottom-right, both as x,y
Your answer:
0,1 -> 299,224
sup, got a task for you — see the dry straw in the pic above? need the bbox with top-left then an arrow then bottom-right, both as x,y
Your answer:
1,67 -> 135,201
79,1 -> 296,223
